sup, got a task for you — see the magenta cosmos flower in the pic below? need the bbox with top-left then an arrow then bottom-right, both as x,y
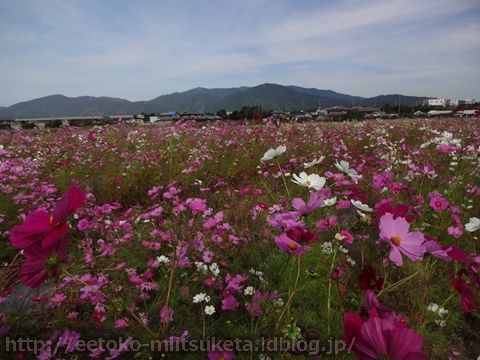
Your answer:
429,196 -> 449,211
344,311 -> 428,360
208,350 -> 234,360
10,185 -> 86,251
274,233 -> 309,256
379,213 -> 426,267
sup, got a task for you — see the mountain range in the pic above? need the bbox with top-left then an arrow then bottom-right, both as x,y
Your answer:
0,83 -> 429,118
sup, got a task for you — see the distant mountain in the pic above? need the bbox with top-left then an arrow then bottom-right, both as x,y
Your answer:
0,84 -> 429,118
0,95 -> 136,118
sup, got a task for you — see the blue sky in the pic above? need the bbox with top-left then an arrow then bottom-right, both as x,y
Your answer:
1,0 -> 479,105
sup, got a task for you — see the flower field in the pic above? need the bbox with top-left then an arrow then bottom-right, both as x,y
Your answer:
0,118 -> 479,359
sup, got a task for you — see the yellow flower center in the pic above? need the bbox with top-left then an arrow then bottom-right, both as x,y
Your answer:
288,242 -> 298,250
391,236 -> 401,246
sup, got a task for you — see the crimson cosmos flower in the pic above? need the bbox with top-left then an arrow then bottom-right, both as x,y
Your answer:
17,236 -> 69,288
358,266 -> 384,291
9,185 -> 85,288
9,185 -> 86,251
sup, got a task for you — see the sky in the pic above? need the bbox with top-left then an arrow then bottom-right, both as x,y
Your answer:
1,0 -> 479,106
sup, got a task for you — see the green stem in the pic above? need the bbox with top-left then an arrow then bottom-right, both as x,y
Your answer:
275,256 -> 301,331
327,248 -> 338,336
276,160 -> 292,200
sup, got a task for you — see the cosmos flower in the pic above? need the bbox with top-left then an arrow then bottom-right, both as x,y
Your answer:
208,350 -> 234,360
260,145 -> 286,161
291,172 -> 326,190
429,196 -> 449,211
337,230 -> 354,244
204,305 -> 216,315
303,156 -> 325,169
17,235 -> 69,288
10,185 -> 86,251
358,266 -> 384,291
424,238 -> 451,261
465,217 -> 480,232
351,199 -> 374,213
159,305 -> 174,324
286,226 -> 317,244
334,160 -> 360,179
374,199 -> 416,223
185,198 -> 208,214
114,318 -> 129,329
274,233 -> 309,256
379,213 -> 426,267
450,273 -> 477,313
291,192 -> 325,215
221,295 -> 240,311
344,311 -> 428,360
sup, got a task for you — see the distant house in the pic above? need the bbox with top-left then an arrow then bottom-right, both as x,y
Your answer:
454,109 -> 479,117
427,99 -> 449,107
457,99 -> 476,106
351,106 -> 381,113
425,98 -> 477,108
324,106 -> 350,119
427,110 -> 452,116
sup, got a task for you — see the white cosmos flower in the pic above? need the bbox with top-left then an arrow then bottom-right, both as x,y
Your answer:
465,217 -> 480,232
351,199 -> 373,212
291,172 -> 326,190
261,145 -> 286,162
334,160 -> 360,178
303,156 -> 325,169
192,293 -> 210,303
156,255 -> 170,264
204,305 -> 216,315
323,197 -> 337,207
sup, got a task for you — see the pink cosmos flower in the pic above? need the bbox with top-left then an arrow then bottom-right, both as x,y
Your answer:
114,318 -> 129,329
267,212 -> 303,231
159,306 -> 174,324
316,215 -> 337,232
77,218 -> 90,231
221,295 -> 240,311
57,329 -> 81,353
274,233 -> 309,256
340,230 -> 354,244
186,198 -> 208,214
372,171 -> 393,190
291,192 -> 325,215
447,226 -> 463,239
202,250 -> 215,263
379,213 -> 426,267
429,196 -> 449,211
10,185 -> 85,251
208,350 -> 234,360
225,274 -> 248,293
424,238 -> 451,261
50,293 -> 67,307
344,310 -> 428,360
